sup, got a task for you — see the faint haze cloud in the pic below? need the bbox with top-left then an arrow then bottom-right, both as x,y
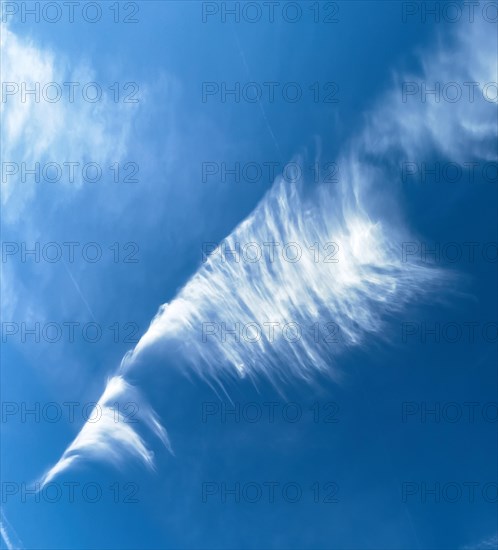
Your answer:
461,533 -> 498,550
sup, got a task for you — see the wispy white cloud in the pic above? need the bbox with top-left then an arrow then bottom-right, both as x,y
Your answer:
41,159 -> 449,483
462,533 -> 498,550
361,15 -> 497,162
127,172 -> 445,382
40,375 -> 171,486
0,22 -> 139,223
40,8 -> 497,484
0,509 -> 23,550
0,22 -> 141,335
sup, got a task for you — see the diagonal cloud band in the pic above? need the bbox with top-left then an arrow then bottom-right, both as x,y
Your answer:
40,12 -> 496,486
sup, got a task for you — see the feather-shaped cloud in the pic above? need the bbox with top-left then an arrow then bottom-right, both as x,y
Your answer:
39,12 -> 497,485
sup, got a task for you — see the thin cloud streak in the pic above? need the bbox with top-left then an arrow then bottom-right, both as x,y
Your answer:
0,509 -> 23,550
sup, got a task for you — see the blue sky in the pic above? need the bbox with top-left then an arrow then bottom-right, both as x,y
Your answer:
1,1 -> 497,549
